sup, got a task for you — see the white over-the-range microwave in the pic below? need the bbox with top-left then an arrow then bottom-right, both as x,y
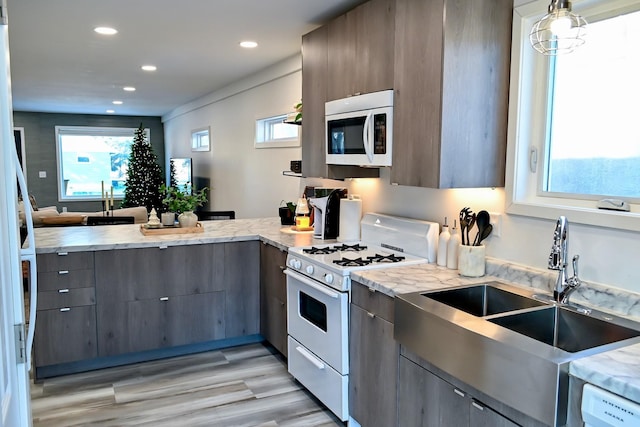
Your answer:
325,89 -> 393,167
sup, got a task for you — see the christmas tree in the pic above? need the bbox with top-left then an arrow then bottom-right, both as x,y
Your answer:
120,123 -> 164,213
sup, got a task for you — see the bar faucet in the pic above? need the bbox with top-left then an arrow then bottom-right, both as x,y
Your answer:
548,216 -> 582,304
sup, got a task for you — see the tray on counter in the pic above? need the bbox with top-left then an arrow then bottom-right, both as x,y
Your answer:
139,222 -> 203,235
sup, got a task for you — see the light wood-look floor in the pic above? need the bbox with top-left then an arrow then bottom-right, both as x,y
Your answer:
31,344 -> 343,427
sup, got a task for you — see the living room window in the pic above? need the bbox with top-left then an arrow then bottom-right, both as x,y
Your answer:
55,126 -> 149,202
507,0 -> 640,231
255,114 -> 300,148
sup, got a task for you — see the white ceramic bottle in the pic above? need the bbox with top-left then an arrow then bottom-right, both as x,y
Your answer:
436,217 -> 450,267
447,220 -> 461,270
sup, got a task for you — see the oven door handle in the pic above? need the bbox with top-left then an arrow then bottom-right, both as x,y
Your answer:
285,269 -> 339,299
296,346 -> 325,370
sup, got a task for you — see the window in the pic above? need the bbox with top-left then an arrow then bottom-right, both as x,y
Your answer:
255,114 -> 300,148
191,127 -> 210,152
55,126 -> 149,201
507,0 -> 640,231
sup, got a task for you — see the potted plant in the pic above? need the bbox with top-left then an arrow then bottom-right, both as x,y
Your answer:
161,184 -> 208,227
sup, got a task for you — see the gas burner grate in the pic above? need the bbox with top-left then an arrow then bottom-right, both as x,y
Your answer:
303,246 -> 339,255
332,243 -> 368,252
333,257 -> 373,267
367,253 -> 406,263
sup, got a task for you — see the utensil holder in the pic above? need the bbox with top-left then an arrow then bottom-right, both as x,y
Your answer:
458,245 -> 486,277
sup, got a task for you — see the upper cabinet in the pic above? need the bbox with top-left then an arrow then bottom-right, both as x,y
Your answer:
301,24 -> 380,180
327,0 -> 396,101
301,0 -> 511,187
391,0 -> 512,188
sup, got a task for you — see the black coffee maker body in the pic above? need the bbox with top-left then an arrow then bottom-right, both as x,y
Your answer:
309,188 -> 347,239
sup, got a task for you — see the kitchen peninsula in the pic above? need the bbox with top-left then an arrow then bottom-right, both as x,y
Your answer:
30,218 -> 640,426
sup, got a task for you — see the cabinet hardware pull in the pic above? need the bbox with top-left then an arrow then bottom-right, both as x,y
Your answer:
295,346 -> 325,370
279,265 -> 286,271
367,311 -> 375,319
471,401 -> 485,411
453,389 -> 465,398
57,252 -> 68,256
368,287 -> 376,293
60,307 -> 70,312
159,245 -> 168,250
160,297 -> 169,301
58,270 -> 69,275
58,289 -> 69,293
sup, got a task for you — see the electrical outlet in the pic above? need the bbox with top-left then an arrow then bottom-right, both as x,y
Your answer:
38,171 -> 47,178
489,212 -> 502,237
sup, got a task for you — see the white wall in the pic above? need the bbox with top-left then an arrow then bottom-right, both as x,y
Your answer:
163,55 -> 303,219
304,170 -> 640,295
164,52 -> 640,296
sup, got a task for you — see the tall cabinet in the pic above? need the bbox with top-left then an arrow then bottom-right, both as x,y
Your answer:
391,0 -> 512,188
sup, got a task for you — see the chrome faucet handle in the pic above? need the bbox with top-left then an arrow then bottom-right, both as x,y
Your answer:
568,255 -> 582,289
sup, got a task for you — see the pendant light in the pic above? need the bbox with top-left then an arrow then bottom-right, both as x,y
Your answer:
530,0 -> 588,55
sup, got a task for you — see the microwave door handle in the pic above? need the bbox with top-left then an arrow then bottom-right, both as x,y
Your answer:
362,111 -> 374,163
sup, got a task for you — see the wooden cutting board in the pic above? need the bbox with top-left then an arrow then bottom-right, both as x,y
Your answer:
139,223 -> 204,235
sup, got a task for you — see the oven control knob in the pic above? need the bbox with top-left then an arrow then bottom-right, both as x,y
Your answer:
289,258 -> 301,269
306,265 -> 314,275
324,273 -> 334,284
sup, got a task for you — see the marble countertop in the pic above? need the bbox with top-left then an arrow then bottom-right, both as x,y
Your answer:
32,217 -> 640,404
31,217 -> 329,254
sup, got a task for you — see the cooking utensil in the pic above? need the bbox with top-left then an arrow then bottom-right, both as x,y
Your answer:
466,212 -> 476,247
459,207 -> 473,246
477,223 -> 493,245
473,210 -> 490,246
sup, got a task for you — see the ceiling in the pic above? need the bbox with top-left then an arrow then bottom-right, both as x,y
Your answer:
6,0 -> 367,117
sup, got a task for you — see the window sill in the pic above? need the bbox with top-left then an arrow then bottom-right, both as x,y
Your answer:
506,199 -> 640,232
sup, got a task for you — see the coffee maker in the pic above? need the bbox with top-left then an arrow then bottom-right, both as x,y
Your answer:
309,188 -> 347,239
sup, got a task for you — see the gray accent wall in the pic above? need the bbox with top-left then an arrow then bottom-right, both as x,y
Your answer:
13,112 -> 165,212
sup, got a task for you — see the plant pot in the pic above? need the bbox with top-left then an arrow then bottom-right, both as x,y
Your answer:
178,211 -> 198,228
458,245 -> 486,277
161,212 -> 176,226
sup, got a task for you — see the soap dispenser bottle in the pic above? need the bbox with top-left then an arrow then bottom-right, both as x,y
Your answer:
437,217 -> 450,267
447,220 -> 461,270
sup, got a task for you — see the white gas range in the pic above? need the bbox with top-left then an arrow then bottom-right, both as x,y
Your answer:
285,213 -> 439,422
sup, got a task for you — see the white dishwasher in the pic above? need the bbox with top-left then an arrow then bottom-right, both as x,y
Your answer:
581,384 -> 640,426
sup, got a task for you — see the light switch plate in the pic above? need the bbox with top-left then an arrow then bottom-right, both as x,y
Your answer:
38,171 -> 46,178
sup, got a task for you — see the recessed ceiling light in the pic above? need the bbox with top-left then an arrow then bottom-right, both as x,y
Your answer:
123,86 -> 136,92
112,100 -> 123,105
106,109 -> 115,114
94,27 -> 118,35
141,65 -> 157,72
240,41 -> 258,48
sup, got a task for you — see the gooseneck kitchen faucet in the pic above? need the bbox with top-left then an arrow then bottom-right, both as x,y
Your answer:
548,216 -> 582,304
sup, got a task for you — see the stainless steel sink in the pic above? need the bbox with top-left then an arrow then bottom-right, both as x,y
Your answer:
425,283 -> 546,317
395,281 -> 640,426
489,306 -> 640,353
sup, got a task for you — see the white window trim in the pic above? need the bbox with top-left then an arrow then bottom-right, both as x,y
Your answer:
254,113 -> 300,149
191,127 -> 210,152
506,0 -> 640,232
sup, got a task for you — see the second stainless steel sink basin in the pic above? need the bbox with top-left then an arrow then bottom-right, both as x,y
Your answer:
489,305 -> 640,353
425,283 -> 546,316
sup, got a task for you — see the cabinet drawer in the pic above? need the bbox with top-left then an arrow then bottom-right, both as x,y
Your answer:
38,268 -> 95,291
38,287 -> 95,310
351,281 -> 394,322
33,305 -> 97,367
37,251 -> 94,272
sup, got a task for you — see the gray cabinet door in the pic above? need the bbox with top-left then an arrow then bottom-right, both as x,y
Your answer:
349,303 -> 398,427
34,305 -> 97,366
224,241 -> 260,337
391,0 -> 512,188
259,243 -> 288,355
470,400 -> 521,427
398,356 -> 470,426
327,0 -> 395,101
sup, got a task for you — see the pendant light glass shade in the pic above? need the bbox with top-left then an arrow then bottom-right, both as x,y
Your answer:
530,0 -> 587,55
